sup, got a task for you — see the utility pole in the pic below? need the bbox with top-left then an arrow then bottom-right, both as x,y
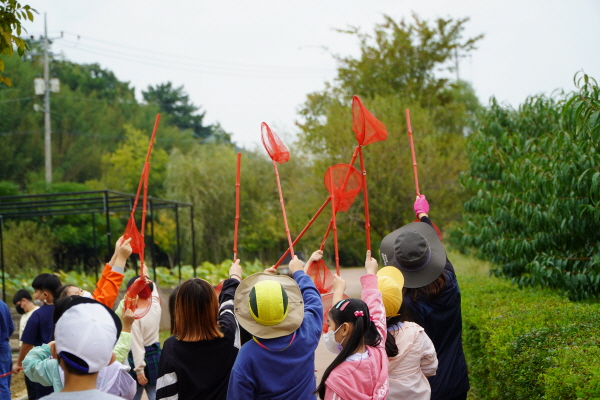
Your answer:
43,13 -> 52,183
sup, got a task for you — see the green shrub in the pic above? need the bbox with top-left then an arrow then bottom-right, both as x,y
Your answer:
460,271 -> 600,399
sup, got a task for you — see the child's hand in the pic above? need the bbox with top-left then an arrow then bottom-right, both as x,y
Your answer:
137,371 -> 148,385
264,267 -> 277,275
229,259 -> 242,281
365,250 -> 378,275
288,256 -> 304,274
308,250 -> 323,263
122,308 -> 135,333
115,238 -> 133,262
414,194 -> 429,218
332,274 -> 346,294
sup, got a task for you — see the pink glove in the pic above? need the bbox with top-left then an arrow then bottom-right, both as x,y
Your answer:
414,195 -> 429,217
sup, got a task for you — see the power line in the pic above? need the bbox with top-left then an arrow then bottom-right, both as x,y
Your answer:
60,32 -> 334,73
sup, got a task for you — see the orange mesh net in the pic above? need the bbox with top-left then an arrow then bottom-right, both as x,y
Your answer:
261,122 -> 290,164
320,293 -> 350,333
123,217 -> 144,254
213,280 -> 224,296
352,95 -> 388,146
124,277 -> 153,319
324,164 -> 362,212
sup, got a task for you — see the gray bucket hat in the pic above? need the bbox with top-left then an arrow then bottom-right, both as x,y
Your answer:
379,222 -> 446,288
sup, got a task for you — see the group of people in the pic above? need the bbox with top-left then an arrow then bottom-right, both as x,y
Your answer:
0,194 -> 469,399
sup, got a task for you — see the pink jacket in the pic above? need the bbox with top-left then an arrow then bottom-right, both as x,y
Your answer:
324,274 -> 389,400
387,321 -> 438,399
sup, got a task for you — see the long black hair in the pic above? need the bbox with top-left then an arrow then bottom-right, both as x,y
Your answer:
315,298 -> 381,399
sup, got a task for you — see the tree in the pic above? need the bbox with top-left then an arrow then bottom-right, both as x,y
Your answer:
451,73 -> 600,300
0,0 -> 36,86
2,220 -> 57,274
295,14 -> 482,264
143,82 -> 215,140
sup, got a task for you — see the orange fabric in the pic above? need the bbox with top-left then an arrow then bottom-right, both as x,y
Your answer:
93,263 -> 125,309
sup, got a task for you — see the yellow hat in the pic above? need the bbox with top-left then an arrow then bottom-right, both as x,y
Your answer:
377,266 -> 405,318
249,280 -> 289,326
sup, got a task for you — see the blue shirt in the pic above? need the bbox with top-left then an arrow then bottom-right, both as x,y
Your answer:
227,271 -> 323,400
0,300 -> 14,351
21,304 -> 54,346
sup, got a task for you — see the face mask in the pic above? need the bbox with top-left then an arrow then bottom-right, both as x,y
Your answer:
81,290 -> 93,299
15,305 -> 25,315
323,324 -> 345,355
33,299 -> 43,307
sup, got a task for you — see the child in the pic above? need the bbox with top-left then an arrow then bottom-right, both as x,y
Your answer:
23,296 -> 137,399
14,273 -> 61,399
39,297 -> 124,399
377,266 -> 438,399
56,237 -> 132,309
316,251 -> 388,400
0,299 -> 14,400
13,289 -> 40,400
156,260 -> 243,399
226,256 -> 323,400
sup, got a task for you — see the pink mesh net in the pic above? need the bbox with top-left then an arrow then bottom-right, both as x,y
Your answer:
261,122 -> 290,164
352,95 -> 388,146
324,164 -> 363,212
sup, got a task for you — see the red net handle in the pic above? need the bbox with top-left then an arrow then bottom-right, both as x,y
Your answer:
273,198 -> 330,269
406,109 -> 420,197
328,168 -> 340,275
139,163 -> 150,277
272,159 -> 294,259
130,114 -> 161,218
233,153 -> 242,260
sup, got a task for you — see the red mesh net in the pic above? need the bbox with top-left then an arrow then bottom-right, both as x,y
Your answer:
324,164 -> 363,212
261,122 -> 290,164
307,259 -> 334,294
124,217 -> 144,254
320,293 -> 350,333
124,277 -> 153,319
352,95 -> 388,146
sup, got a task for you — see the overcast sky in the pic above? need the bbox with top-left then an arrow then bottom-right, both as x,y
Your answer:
21,0 -> 600,148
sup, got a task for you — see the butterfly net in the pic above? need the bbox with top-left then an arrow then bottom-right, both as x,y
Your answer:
307,259 -> 334,294
324,164 -> 363,212
261,122 -> 290,164
123,217 -> 145,254
124,277 -> 153,319
352,95 -> 388,146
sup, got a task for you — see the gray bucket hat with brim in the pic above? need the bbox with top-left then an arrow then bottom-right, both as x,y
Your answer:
379,222 -> 446,288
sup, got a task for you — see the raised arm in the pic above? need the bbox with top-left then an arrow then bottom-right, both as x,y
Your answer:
94,237 -> 132,308
361,250 -> 386,341
303,250 -> 323,274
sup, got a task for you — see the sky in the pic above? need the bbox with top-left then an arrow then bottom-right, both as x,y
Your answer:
20,0 -> 600,148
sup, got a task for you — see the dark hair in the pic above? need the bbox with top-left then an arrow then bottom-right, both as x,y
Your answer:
56,285 -> 77,300
127,276 -> 154,299
404,271 -> 447,302
169,285 -> 180,335
12,289 -> 32,304
315,298 -> 381,399
385,314 -> 403,358
59,353 -> 89,376
174,279 -> 223,342
32,273 -> 61,300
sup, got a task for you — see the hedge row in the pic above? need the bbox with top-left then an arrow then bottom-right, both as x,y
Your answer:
460,268 -> 600,399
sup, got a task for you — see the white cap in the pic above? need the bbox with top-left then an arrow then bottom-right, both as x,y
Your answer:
55,303 -> 118,373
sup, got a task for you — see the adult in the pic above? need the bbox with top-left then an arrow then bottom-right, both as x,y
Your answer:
226,256 -> 323,400
0,299 -> 14,400
380,195 -> 469,400
13,289 -> 40,400
14,273 -> 62,399
156,260 -> 243,400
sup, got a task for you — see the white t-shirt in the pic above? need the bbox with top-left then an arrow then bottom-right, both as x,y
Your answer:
41,389 -> 122,399
19,306 -> 39,346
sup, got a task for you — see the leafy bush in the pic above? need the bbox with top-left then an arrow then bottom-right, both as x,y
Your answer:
452,73 -> 600,299
460,270 -> 600,399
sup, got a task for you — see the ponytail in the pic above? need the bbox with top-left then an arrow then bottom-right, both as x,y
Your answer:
384,314 -> 403,358
315,298 -> 381,399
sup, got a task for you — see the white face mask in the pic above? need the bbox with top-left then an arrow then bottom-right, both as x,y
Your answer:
323,324 -> 345,355
81,290 -> 93,299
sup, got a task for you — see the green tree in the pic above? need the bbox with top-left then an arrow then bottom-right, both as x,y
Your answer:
2,220 -> 57,274
451,73 -> 600,300
143,82 -> 215,140
0,0 -> 35,86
